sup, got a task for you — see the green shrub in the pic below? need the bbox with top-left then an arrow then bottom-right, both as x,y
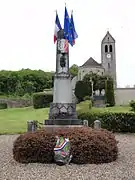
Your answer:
75,81 -> 89,102
22,93 -> 31,99
83,96 -> 90,101
78,100 -> 91,111
33,92 -> 53,109
78,111 -> 135,132
0,103 -> 7,109
13,128 -> 118,164
89,100 -> 92,109
106,103 -> 110,107
129,100 -> 135,112
79,99 -> 92,110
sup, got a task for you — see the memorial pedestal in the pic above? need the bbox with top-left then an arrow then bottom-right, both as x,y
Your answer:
45,29 -> 82,131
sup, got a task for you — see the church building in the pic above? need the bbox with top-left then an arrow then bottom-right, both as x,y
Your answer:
77,31 -> 117,87
72,31 -> 135,105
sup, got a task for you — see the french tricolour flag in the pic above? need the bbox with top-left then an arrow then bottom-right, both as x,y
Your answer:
54,11 -> 62,43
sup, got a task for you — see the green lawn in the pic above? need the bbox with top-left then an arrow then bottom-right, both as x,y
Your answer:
0,101 -> 131,134
77,101 -> 131,113
0,107 -> 49,134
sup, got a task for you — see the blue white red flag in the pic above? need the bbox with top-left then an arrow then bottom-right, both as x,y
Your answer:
54,11 -> 62,43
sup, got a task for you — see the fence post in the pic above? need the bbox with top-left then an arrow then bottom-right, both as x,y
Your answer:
83,120 -> 88,127
27,120 -> 37,132
94,120 -> 101,129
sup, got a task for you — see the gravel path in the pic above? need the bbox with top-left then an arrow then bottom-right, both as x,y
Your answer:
0,134 -> 135,180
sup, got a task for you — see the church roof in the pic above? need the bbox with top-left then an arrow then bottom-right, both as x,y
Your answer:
102,31 -> 115,43
81,57 -> 102,67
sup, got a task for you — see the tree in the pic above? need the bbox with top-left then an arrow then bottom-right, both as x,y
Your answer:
83,73 -> 112,93
0,69 -> 53,96
69,64 -> 78,78
75,81 -> 89,102
105,78 -> 115,106
83,73 -> 104,93
15,81 -> 24,96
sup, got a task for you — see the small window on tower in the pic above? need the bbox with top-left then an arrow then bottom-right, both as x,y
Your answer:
105,45 -> 108,53
108,63 -> 110,69
109,45 -> 112,52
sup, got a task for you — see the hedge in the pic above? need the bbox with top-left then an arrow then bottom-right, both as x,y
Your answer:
0,103 -> 7,109
33,92 -> 53,109
78,111 -> 135,133
13,127 -> 118,164
129,100 -> 135,112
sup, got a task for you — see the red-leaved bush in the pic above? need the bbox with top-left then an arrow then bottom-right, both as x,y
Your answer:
13,127 -> 118,164
13,130 -> 56,163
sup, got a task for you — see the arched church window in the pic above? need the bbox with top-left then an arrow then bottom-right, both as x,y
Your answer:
109,45 -> 112,52
105,45 -> 108,53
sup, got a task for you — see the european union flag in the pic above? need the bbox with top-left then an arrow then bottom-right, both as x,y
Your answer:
64,6 -> 73,46
70,11 -> 78,45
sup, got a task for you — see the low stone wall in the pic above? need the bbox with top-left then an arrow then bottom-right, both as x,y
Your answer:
0,98 -> 33,108
115,88 -> 135,105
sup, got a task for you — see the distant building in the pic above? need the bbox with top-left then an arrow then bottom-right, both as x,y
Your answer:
125,85 -> 130,88
72,31 -> 117,89
78,57 -> 104,80
72,31 -> 135,105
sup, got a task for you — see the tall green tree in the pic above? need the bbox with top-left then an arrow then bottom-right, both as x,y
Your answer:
83,73 -> 103,93
75,81 -> 89,102
105,78 -> 115,106
69,64 -> 78,78
83,73 -> 111,93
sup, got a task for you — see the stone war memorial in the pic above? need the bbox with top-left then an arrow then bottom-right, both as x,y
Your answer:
45,29 -> 83,130
13,6 -> 118,166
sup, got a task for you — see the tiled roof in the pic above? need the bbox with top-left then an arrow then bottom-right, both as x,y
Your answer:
81,57 -> 102,67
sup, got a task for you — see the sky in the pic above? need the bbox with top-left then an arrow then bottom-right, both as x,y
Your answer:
0,0 -> 135,87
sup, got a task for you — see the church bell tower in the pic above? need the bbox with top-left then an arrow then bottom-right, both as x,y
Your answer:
101,31 -> 117,88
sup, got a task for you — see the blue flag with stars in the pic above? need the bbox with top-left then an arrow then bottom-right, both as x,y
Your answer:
64,6 -> 73,46
70,11 -> 78,45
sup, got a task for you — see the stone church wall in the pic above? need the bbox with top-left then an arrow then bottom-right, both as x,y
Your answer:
78,67 -> 104,80
115,88 -> 135,105
72,84 -> 135,106
0,98 -> 32,108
